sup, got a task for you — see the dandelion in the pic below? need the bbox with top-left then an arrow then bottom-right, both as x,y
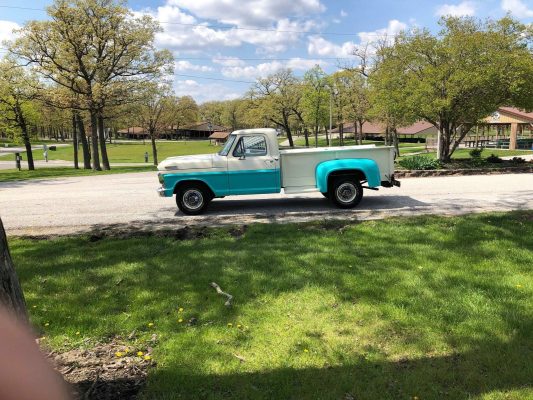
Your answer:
178,319 -> 183,323
178,308 -> 184,312
75,331 -> 80,336
137,351 -> 144,356
148,322 -> 154,327
516,284 -> 523,288
237,324 -> 242,328
303,349 -> 309,353
115,352 -> 124,358
227,323 -> 233,327
124,348 -> 130,353
144,355 -> 151,361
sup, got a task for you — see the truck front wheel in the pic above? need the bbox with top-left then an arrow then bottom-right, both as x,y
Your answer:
329,177 -> 363,209
176,184 -> 211,215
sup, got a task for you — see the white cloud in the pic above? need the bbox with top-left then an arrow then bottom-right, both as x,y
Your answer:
340,9 -> 348,17
167,0 -> 325,26
435,1 -> 477,17
308,20 -> 407,58
0,20 -> 20,46
221,58 -> 327,79
138,3 -> 319,54
307,36 -> 356,57
501,0 -> 533,17
174,60 -> 214,72
173,79 -> 241,102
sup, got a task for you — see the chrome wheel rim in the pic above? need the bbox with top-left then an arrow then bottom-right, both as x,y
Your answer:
336,183 -> 357,203
183,189 -> 204,210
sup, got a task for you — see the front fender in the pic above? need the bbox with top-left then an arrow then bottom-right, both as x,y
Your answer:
316,159 -> 381,192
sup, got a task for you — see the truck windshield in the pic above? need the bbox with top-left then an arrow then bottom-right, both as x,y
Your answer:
218,134 -> 236,156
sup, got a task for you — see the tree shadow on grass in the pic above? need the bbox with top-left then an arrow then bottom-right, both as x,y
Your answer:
10,212 -> 533,399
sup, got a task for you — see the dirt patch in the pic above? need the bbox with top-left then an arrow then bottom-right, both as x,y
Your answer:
47,340 -> 154,400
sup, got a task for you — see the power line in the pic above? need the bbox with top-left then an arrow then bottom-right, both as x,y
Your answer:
174,73 -> 255,84
0,4 -> 399,37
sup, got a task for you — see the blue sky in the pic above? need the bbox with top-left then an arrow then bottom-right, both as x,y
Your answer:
1,0 -> 532,102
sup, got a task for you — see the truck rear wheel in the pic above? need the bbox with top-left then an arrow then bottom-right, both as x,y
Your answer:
329,177 -> 363,209
176,183 -> 211,215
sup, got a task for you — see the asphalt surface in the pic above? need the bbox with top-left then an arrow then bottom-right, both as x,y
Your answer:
1,172 -> 532,236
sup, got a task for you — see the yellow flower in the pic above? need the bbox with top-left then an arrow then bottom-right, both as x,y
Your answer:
124,348 -> 130,353
178,319 -> 183,323
516,284 -> 523,288
137,351 -> 144,356
237,324 -> 242,328
178,308 -> 184,312
227,323 -> 233,327
144,355 -> 152,361
44,323 -> 49,327
148,322 -> 154,327
303,349 -> 309,353
75,331 -> 80,335
115,352 -> 124,358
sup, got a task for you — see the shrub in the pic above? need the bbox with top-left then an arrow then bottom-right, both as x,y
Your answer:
469,148 -> 484,158
486,154 -> 503,163
510,157 -> 526,164
398,155 -> 441,170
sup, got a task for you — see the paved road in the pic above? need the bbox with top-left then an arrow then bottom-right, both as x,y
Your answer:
1,172 -> 532,236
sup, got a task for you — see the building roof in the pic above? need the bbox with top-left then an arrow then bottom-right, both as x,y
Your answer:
330,121 -> 437,135
182,122 -> 228,132
497,107 -> 533,123
209,131 -> 230,140
117,127 -> 148,135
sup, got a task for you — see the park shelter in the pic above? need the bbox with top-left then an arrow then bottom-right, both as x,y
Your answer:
117,127 -> 149,140
477,107 -> 533,150
208,131 -> 230,145
329,121 -> 436,142
176,122 -> 228,139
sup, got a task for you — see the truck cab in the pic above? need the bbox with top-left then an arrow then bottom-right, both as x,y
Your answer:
157,128 -> 399,214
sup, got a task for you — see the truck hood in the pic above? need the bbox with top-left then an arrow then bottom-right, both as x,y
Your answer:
158,154 -> 215,171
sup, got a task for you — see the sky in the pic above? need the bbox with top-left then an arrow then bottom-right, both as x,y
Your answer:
0,0 -> 532,103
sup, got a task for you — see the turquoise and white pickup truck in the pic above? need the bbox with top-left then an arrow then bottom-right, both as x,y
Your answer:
157,128 -> 400,214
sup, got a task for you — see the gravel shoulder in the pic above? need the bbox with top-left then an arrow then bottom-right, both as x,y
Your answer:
1,172 -> 532,237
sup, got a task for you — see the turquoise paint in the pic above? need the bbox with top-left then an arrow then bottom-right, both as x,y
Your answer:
315,159 -> 381,192
161,168 -> 281,197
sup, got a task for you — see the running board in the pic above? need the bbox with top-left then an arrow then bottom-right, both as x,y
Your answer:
362,186 -> 379,191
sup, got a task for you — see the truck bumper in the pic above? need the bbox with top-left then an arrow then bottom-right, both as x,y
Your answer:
157,186 -> 173,197
381,176 -> 401,188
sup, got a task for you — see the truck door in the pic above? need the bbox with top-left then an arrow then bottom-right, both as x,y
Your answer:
227,134 -> 281,195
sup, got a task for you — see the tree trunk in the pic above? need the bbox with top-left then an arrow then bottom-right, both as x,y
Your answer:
72,113 -> 79,169
150,129 -> 158,166
21,128 -> 34,171
304,128 -> 309,147
392,128 -> 400,157
98,115 -> 110,170
90,110 -> 101,171
339,123 -> 344,146
282,114 -> 294,147
0,218 -> 27,322
76,113 -> 91,169
358,121 -> 364,145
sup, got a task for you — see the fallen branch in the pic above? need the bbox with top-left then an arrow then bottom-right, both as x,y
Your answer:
210,282 -> 233,307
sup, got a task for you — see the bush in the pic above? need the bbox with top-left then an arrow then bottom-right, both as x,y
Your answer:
398,155 -> 441,170
486,154 -> 503,163
510,157 -> 526,164
469,148 -> 484,158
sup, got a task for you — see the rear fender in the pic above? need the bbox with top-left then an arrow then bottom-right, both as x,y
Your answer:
316,159 -> 381,192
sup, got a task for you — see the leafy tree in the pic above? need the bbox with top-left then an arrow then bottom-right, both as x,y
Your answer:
12,0 -> 173,170
173,96 -> 199,132
250,69 -> 301,147
302,65 -> 329,147
341,71 -> 371,145
374,16 -> 533,161
199,101 -> 225,126
0,58 -> 39,170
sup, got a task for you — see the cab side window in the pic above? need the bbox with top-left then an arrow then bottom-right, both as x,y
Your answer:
233,136 -> 267,157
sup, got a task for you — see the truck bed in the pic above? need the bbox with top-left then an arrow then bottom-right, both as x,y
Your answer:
279,145 -> 395,193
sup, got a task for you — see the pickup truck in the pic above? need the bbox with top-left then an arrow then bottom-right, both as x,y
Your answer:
157,128 -> 400,214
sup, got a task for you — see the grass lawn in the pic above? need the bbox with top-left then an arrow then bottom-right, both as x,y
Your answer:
0,166 -> 156,182
3,140 -> 218,163
10,212 -> 533,399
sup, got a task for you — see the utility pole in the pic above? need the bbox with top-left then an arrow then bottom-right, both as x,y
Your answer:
329,88 -> 333,147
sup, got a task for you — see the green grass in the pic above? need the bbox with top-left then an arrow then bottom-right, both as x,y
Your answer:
0,166 -> 156,182
10,212 -> 533,399
1,140 -> 218,163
